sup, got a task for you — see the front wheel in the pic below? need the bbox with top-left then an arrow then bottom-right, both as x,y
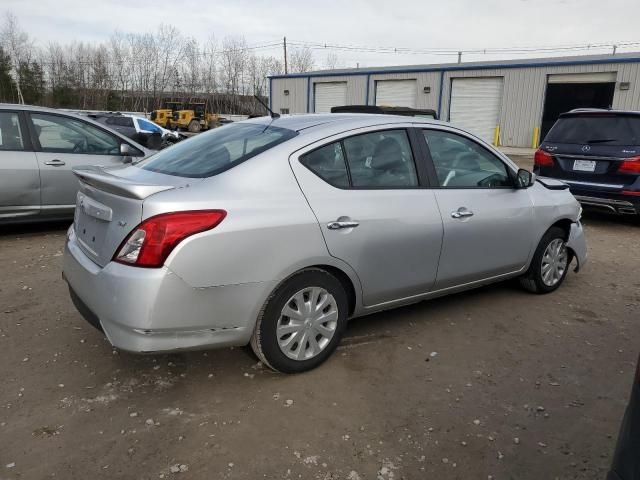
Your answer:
250,269 -> 348,373
188,120 -> 201,133
519,226 -> 569,294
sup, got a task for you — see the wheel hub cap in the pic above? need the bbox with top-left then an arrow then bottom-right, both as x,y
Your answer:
277,287 -> 339,361
541,238 -> 568,287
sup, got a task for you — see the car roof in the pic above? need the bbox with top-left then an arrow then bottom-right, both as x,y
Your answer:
0,103 -> 151,153
563,108 -> 640,117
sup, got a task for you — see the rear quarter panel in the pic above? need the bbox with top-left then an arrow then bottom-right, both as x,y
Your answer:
146,145 -> 363,299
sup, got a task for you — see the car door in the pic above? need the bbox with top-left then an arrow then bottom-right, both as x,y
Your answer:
420,128 -> 535,289
0,110 -> 41,219
27,112 -> 135,214
290,126 -> 444,307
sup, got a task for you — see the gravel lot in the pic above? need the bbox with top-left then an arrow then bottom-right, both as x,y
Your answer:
1,156 -> 639,480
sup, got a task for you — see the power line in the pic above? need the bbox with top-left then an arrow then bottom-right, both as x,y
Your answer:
285,39 -> 640,57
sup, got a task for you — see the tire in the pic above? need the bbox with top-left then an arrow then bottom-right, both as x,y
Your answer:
250,269 -> 348,373
519,226 -> 570,294
188,120 -> 201,133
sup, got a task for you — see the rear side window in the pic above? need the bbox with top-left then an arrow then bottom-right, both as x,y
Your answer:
0,112 -> 24,151
546,115 -> 640,145
139,123 -> 298,178
300,142 -> 349,188
343,130 -> 417,187
300,129 -> 419,189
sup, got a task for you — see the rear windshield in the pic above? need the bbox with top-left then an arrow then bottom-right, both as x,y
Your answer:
138,123 -> 298,178
546,115 -> 640,145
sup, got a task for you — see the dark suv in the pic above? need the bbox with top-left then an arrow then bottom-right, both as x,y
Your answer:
535,109 -> 640,217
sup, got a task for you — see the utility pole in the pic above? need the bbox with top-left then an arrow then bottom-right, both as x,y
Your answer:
283,36 -> 288,74
612,44 -> 617,55
457,51 -> 462,64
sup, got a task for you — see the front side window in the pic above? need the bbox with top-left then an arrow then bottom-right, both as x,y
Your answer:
139,122 -> 298,178
0,112 -> 24,151
343,130 -> 418,188
31,113 -> 121,155
423,130 -> 512,188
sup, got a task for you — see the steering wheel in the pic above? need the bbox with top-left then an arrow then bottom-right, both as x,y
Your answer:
477,173 -> 505,188
72,138 -> 88,153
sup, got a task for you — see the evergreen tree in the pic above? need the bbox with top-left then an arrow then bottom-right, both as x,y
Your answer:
0,46 -> 17,102
18,60 -> 44,104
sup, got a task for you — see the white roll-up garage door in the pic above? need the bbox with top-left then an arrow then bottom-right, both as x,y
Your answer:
375,80 -> 417,108
314,82 -> 347,113
449,77 -> 504,143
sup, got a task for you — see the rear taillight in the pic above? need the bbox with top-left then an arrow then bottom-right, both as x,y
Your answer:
534,149 -> 554,167
114,210 -> 226,268
619,156 -> 640,174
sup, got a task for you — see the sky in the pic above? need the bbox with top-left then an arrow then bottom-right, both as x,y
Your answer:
3,0 -> 640,69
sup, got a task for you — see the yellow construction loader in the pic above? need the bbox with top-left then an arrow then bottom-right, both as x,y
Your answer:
150,101 -> 182,128
170,102 -> 220,132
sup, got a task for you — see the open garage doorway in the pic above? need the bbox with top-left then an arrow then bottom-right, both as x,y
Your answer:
540,72 -> 616,141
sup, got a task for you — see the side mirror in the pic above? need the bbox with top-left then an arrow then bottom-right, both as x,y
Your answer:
120,143 -> 132,156
120,143 -> 133,163
516,168 -> 534,188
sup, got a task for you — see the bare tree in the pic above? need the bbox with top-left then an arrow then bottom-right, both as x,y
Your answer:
220,36 -> 248,111
0,10 -> 318,114
324,52 -> 339,70
1,12 -> 33,103
180,37 -> 200,98
289,46 -> 315,73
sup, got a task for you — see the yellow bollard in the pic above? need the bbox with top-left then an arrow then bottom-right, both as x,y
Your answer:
532,127 -> 540,149
493,125 -> 500,146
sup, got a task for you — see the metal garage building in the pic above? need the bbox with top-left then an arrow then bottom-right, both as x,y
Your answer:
269,52 -> 640,147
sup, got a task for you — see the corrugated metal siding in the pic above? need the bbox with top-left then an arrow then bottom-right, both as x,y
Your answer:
271,77 -> 307,113
613,62 -> 640,110
441,62 -> 640,147
271,60 -> 640,146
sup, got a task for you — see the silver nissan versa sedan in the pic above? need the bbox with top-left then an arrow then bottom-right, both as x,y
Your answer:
63,114 -> 587,373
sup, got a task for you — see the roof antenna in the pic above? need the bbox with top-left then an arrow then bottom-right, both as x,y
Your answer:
254,95 -> 280,119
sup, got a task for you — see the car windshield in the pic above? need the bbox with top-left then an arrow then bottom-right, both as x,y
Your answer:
138,123 -> 298,178
545,115 -> 640,145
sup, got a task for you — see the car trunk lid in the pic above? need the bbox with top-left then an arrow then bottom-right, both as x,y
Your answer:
72,165 -> 196,267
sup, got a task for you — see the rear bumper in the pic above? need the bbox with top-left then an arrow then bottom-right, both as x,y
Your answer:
63,227 -> 275,353
574,195 -> 638,215
566,221 -> 587,272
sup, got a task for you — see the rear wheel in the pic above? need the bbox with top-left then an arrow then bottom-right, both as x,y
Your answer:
519,226 -> 569,294
250,269 -> 348,373
188,120 -> 201,133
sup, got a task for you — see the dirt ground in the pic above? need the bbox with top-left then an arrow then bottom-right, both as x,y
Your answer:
1,156 -> 639,480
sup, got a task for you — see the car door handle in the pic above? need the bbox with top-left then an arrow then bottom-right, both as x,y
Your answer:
327,221 -> 360,230
451,208 -> 474,219
44,159 -> 66,166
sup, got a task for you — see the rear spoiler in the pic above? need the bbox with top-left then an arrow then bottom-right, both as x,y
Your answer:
536,176 -> 570,190
73,166 -> 176,200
